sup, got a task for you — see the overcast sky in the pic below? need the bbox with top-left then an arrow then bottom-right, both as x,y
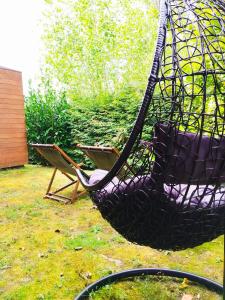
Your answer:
0,0 -> 45,94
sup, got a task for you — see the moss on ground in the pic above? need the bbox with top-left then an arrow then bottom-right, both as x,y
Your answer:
0,165 -> 223,300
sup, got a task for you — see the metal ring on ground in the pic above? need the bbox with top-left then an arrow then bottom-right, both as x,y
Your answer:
74,268 -> 223,299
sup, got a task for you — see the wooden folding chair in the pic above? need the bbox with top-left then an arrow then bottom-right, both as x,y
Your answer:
31,144 -> 86,204
76,144 -> 134,178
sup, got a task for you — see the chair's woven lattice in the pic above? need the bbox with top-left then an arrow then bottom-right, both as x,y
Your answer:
77,0 -> 225,251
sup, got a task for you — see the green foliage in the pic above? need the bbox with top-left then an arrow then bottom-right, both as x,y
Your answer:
25,84 -> 141,168
70,88 -> 141,168
41,0 -> 159,101
25,83 -> 74,165
26,0 -> 160,167
24,80 -> 143,168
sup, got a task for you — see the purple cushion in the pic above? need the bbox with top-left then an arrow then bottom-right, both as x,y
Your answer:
164,184 -> 225,208
89,169 -> 119,193
90,169 -> 155,193
153,123 -> 225,184
90,169 -> 225,209
89,123 -> 225,209
89,169 -> 110,185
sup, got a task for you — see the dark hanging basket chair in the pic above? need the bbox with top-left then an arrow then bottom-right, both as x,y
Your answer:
75,0 -> 225,298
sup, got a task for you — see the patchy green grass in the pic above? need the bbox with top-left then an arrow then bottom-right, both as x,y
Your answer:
0,165 -> 223,300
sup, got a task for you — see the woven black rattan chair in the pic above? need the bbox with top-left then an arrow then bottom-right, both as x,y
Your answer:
74,0 -> 225,298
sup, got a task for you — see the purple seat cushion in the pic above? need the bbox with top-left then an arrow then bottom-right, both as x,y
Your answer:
164,184 -> 225,208
153,123 -> 225,184
89,169 -> 120,193
89,169 -> 111,185
89,123 -> 225,208
90,169 -> 225,208
90,169 -> 154,194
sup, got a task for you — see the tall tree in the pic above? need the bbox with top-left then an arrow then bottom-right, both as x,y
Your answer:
41,0 -> 159,102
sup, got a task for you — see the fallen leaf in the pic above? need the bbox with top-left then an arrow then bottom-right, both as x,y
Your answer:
181,294 -> 193,300
180,278 -> 189,289
38,253 -> 48,258
74,246 -> 83,251
101,254 -> 123,266
79,272 -> 92,280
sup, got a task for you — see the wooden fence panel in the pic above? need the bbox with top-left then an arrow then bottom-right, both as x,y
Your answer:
0,67 -> 28,169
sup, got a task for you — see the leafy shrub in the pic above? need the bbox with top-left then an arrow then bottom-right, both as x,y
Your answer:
25,85 -> 146,169
70,88 -> 141,168
25,83 -> 75,165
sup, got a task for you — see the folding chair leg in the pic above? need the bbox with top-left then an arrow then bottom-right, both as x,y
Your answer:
44,168 -> 86,204
71,180 -> 80,203
46,168 -> 57,195
71,180 -> 88,203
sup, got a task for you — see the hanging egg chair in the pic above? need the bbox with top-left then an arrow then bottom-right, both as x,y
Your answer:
75,0 -> 225,297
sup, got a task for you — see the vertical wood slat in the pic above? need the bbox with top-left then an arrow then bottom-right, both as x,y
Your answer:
0,67 -> 28,169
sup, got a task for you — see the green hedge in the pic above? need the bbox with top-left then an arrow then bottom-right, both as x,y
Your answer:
25,84 -> 74,165
25,86 -> 143,168
70,89 -> 141,168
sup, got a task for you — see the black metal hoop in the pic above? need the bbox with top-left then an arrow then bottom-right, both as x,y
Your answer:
74,268 -> 223,299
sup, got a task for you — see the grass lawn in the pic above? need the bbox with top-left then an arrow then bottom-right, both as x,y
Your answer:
0,165 -> 223,300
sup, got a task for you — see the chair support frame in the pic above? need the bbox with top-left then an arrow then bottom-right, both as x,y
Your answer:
45,168 -> 86,204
